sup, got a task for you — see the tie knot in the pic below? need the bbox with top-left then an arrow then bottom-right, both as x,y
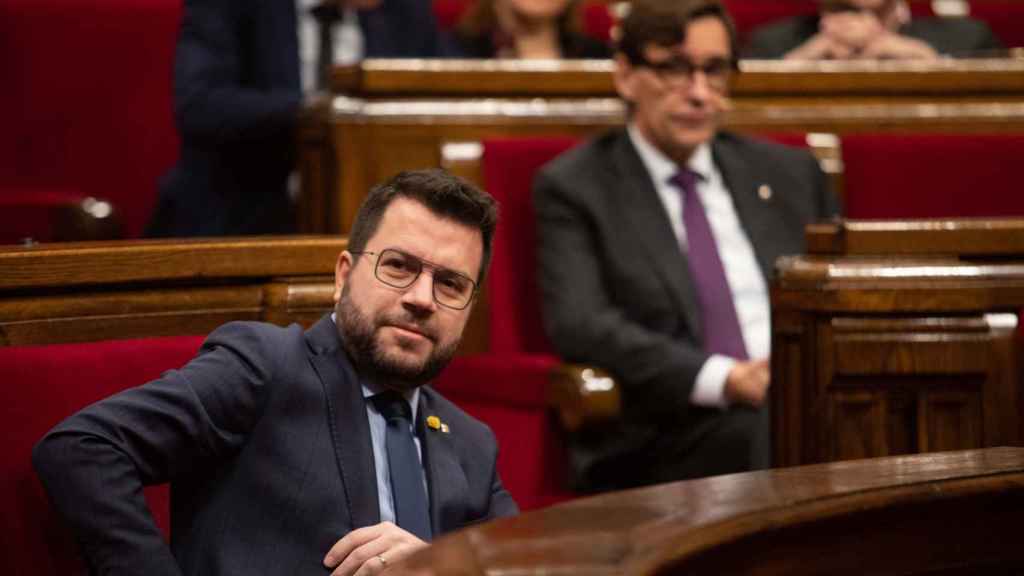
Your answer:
670,170 -> 700,195
371,391 -> 412,423
309,2 -> 342,23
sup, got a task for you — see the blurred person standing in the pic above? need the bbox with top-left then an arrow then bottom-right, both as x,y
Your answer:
147,0 -> 452,237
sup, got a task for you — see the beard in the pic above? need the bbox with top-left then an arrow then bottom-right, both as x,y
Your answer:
335,288 -> 460,391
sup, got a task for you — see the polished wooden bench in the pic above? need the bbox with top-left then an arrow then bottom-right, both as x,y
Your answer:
394,448 -> 1024,575
772,219 -> 1024,467
299,58 -> 1024,234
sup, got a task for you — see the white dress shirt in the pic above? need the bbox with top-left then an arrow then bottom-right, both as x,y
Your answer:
296,0 -> 365,93
627,125 -> 771,408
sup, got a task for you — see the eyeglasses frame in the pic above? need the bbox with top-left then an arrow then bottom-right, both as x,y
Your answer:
349,248 -> 478,310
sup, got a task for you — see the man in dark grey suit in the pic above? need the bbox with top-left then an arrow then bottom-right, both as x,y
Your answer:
534,0 -> 840,492
35,170 -> 517,575
744,0 -> 1003,60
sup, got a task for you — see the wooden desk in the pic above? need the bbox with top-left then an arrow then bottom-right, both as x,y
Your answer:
395,448 -> 1024,575
772,219 -> 1024,467
0,237 -> 343,346
300,58 -> 1024,234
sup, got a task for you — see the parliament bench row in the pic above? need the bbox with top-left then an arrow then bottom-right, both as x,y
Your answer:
6,0 -> 1024,244
4,216 -> 1024,572
0,237 -> 570,574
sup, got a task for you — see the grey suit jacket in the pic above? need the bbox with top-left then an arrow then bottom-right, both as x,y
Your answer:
33,315 -> 516,575
533,129 -> 840,485
744,15 -> 1004,59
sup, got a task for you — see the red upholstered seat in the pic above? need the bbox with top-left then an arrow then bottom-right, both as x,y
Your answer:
841,133 -> 1024,219
723,0 -> 819,49
0,336 -> 204,575
965,1 -> 1024,48
484,137 -> 580,356
434,355 -> 565,510
0,0 -> 180,239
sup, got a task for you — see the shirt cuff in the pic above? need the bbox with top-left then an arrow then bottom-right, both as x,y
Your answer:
689,354 -> 736,409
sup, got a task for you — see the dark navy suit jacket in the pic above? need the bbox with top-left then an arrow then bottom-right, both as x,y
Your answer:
34,315 -> 517,575
147,0 -> 452,237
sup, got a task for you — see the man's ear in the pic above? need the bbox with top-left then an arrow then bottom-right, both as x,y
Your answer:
333,251 -> 354,303
612,53 -> 638,103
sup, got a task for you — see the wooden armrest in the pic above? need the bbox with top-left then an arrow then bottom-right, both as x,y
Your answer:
546,363 -> 621,432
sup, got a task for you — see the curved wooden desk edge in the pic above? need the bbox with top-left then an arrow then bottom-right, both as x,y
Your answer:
398,448 -> 1024,575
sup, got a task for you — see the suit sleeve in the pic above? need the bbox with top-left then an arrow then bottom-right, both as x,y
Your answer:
533,169 -> 711,415
173,0 -> 301,143
485,474 -> 519,520
32,323 -> 281,575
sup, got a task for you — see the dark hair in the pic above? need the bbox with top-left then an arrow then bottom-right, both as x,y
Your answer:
617,0 -> 739,66
456,0 -> 585,52
347,169 -> 498,284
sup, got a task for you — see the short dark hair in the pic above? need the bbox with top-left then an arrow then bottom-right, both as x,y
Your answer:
347,169 -> 498,284
617,0 -> 739,66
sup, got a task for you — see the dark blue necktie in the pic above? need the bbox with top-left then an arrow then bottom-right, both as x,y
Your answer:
371,391 -> 432,541
671,170 -> 749,360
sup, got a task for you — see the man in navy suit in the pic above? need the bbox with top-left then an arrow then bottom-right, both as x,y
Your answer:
534,0 -> 840,491
146,0 -> 452,237
35,169 -> 517,575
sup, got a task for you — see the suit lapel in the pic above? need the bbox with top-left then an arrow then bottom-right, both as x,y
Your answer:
713,135 -> 778,278
305,315 -> 381,529
416,390 -> 468,535
610,131 -> 702,337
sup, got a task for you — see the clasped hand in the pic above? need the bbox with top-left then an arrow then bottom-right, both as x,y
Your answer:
323,522 -> 428,576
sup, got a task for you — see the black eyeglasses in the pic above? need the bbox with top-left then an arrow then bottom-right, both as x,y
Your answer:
633,54 -> 735,92
351,248 -> 477,310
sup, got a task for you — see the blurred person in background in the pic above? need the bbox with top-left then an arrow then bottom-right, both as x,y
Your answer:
147,0 -> 452,237
533,0 -> 839,492
453,0 -> 611,59
745,0 -> 1002,60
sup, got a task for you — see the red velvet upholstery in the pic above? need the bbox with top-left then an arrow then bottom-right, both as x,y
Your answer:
841,133 -> 1024,219
965,1 -> 1024,48
0,0 -> 180,238
434,355 -> 567,510
0,188 -> 86,244
0,335 -> 204,575
483,136 -> 580,356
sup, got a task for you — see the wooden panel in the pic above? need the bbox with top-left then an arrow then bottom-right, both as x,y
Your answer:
307,60 -> 1024,235
0,236 -> 345,291
330,59 -> 1024,98
806,218 -> 1024,257
830,391 -> 887,460
919,389 -> 982,452
773,232 -> 1024,466
0,238 -> 346,346
398,448 -> 1024,576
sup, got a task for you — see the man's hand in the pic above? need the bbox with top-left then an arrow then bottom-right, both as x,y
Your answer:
860,33 -> 939,60
820,11 -> 886,53
784,32 -> 856,60
323,522 -> 428,576
724,359 -> 770,407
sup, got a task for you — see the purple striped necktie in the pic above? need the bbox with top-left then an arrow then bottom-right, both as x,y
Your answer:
671,170 -> 748,360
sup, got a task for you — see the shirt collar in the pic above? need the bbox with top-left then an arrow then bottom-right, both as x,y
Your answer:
627,123 -> 713,187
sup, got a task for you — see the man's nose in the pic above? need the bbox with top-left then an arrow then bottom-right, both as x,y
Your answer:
401,271 -> 437,312
686,70 -> 714,103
